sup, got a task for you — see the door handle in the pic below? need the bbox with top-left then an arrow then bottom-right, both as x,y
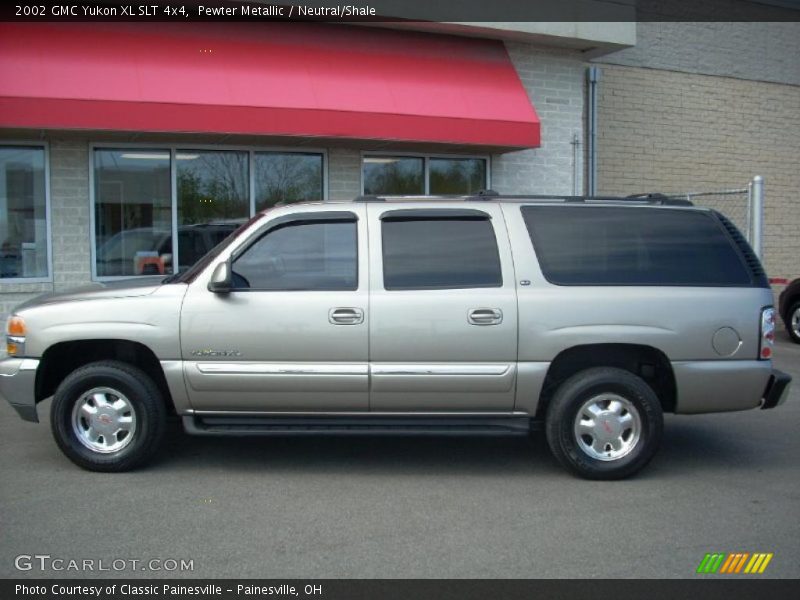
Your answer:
329,307 -> 364,325
468,308 -> 503,326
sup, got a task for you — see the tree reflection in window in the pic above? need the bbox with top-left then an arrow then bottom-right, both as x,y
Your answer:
255,153 -> 323,211
363,157 -> 424,196
429,158 -> 486,195
177,150 -> 249,226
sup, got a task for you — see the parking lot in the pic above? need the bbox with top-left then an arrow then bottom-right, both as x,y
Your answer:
1,335 -> 798,579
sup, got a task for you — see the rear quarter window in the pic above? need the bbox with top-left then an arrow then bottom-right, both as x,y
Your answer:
521,206 -> 753,286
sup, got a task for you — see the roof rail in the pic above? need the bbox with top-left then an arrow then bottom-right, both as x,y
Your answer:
351,193 -> 693,206
466,193 -> 693,206
625,192 -> 693,206
626,192 -> 669,200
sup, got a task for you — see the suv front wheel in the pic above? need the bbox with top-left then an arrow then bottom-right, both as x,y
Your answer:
50,361 -> 166,472
545,367 -> 663,480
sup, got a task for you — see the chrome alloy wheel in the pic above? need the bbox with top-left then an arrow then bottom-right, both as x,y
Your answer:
573,393 -> 642,461
71,387 -> 137,454
792,306 -> 800,339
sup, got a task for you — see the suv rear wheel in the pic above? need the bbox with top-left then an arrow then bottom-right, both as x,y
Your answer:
50,361 -> 166,472
545,367 -> 663,479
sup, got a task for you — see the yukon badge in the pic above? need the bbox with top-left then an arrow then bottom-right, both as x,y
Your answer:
191,349 -> 242,358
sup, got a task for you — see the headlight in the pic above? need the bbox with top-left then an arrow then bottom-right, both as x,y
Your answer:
6,315 -> 26,356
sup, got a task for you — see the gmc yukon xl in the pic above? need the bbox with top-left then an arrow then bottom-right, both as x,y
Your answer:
0,194 -> 792,479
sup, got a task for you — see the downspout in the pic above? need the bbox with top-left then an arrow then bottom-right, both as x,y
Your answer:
586,66 -> 601,196
750,175 -> 764,258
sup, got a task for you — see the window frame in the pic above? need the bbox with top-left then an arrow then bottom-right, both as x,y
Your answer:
89,142 -> 327,282
360,151 -> 491,196
0,141 -> 52,284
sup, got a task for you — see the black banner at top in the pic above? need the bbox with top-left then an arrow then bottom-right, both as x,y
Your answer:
2,0 -> 800,22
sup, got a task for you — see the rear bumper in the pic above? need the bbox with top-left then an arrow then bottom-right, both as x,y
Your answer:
674,360 -> 771,414
0,358 -> 40,423
761,369 -> 792,410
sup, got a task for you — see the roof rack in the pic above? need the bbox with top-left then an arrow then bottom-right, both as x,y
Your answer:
354,190 -> 693,206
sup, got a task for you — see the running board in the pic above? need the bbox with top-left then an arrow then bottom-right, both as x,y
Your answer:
182,415 -> 533,437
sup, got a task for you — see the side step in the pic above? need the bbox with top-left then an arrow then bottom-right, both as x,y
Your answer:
182,415 -> 533,437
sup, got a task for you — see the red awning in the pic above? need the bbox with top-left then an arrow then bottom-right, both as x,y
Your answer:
0,22 -> 540,150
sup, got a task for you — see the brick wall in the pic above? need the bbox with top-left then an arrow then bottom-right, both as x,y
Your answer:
594,64 -> 800,282
596,22 -> 800,87
49,141 -> 92,287
327,148 -> 361,201
492,43 -> 585,195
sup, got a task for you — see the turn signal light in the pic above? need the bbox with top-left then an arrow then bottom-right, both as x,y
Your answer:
7,316 -> 26,337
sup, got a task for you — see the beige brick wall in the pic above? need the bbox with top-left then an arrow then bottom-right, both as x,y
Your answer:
596,64 -> 800,282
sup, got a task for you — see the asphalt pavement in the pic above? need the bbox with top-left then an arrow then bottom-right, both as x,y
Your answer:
1,335 -> 798,579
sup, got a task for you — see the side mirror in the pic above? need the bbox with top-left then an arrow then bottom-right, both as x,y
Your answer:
207,261 -> 232,293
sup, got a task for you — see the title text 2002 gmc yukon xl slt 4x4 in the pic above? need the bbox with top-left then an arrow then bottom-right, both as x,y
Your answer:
0,195 -> 792,479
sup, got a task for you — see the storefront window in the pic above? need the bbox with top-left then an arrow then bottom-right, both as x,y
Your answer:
93,148 -> 326,278
94,149 -> 172,277
362,155 -> 487,196
0,146 -> 48,280
177,150 -> 249,225
176,150 -> 249,273
363,156 -> 424,196
255,152 -> 323,211
429,158 -> 487,194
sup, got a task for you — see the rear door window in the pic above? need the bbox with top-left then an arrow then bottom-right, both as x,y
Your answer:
381,214 -> 502,290
521,206 -> 752,286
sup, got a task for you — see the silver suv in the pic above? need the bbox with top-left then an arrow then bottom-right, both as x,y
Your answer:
0,195 -> 792,479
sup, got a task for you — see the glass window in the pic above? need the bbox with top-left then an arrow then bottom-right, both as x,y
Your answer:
176,150 -> 249,273
521,206 -> 753,286
255,152 -> 323,211
0,146 -> 48,280
94,149 -> 171,277
429,158 -> 487,194
93,147 -> 328,279
176,223 -> 241,272
363,156 -> 424,196
232,220 -> 357,291
382,217 -> 502,290
177,150 -> 249,226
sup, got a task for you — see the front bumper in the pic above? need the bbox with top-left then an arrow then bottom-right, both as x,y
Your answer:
762,369 -> 792,409
0,357 -> 40,422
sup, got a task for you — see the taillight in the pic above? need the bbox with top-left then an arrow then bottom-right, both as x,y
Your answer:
759,307 -> 776,360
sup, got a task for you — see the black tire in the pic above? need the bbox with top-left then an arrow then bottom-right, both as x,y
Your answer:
787,301 -> 800,344
50,361 -> 166,472
545,367 -> 663,480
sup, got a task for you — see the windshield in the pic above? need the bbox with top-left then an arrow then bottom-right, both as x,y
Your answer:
164,213 -> 266,284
